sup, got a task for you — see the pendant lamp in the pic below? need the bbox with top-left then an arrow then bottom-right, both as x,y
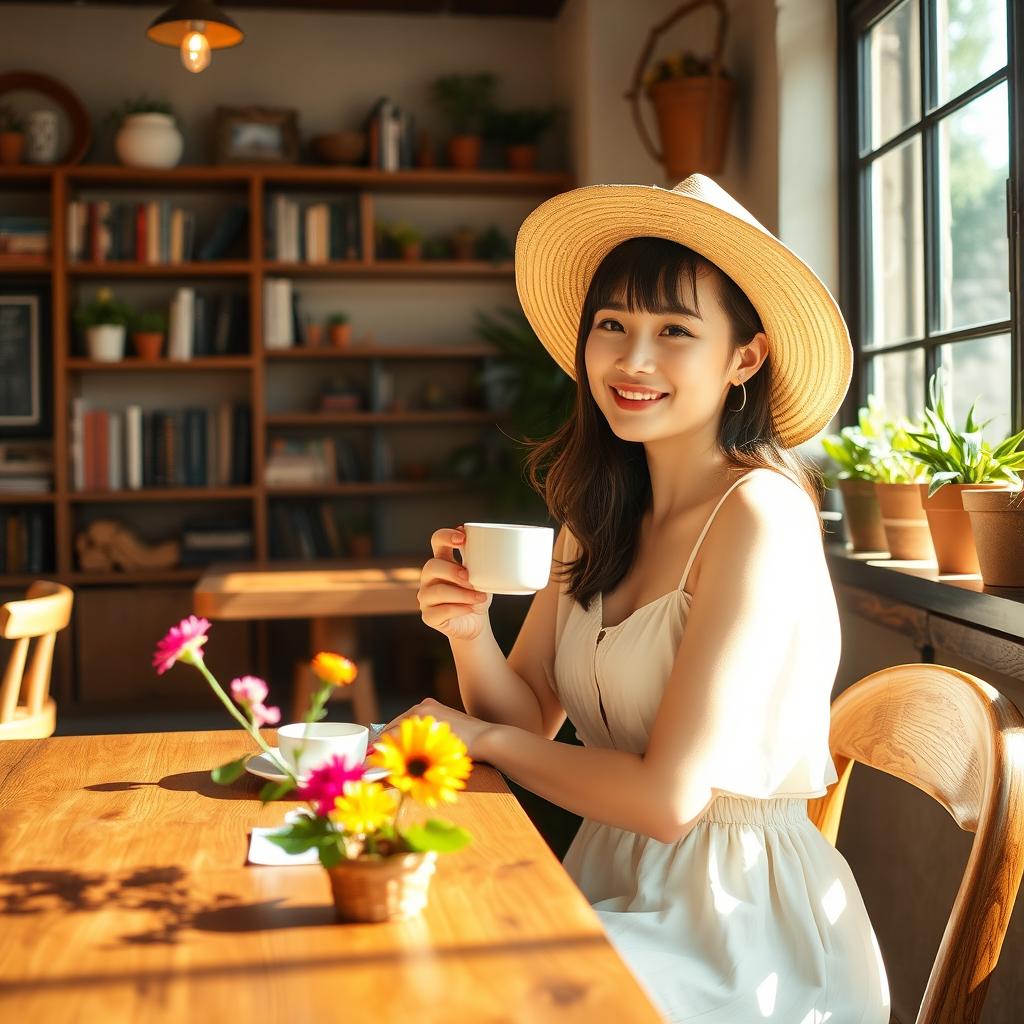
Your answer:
147,1 -> 244,74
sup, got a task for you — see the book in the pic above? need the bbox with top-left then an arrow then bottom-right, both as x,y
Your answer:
198,202 -> 248,260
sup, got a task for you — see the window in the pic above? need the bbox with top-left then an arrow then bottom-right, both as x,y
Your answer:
839,0 -> 1020,438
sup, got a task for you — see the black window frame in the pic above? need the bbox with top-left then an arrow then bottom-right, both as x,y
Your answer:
837,0 -> 1022,432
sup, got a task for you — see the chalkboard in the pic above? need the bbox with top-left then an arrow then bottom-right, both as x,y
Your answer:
0,295 -> 40,427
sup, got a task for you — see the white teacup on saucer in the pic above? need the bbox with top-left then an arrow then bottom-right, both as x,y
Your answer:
277,722 -> 368,776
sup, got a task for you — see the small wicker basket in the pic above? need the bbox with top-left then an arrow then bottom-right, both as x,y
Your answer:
326,850 -> 438,923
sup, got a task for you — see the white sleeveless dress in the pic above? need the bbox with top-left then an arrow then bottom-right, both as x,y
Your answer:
553,468 -> 891,1023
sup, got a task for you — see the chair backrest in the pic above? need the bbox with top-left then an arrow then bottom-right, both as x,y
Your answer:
808,663 -> 1024,1024
0,580 -> 74,737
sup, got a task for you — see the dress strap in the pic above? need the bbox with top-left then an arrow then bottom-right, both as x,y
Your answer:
678,469 -> 767,594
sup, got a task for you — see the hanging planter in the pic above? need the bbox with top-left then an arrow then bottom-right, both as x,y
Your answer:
625,0 -> 737,180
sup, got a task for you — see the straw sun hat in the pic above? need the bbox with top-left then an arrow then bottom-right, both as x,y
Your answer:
514,173 -> 852,448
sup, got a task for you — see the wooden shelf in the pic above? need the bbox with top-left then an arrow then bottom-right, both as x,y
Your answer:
67,356 -> 254,371
0,258 -> 51,274
266,409 -> 498,426
69,487 -> 256,503
0,492 -> 55,504
266,480 -> 468,497
262,344 -> 498,360
68,260 -> 251,277
262,259 -> 515,278
65,568 -> 206,585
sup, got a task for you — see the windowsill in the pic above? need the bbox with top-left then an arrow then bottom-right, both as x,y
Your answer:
824,542 -> 1024,641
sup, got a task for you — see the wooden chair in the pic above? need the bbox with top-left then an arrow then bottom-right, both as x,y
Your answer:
0,581 -> 74,740
808,663 -> 1024,1024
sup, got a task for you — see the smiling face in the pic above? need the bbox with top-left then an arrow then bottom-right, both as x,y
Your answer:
583,252 -> 760,446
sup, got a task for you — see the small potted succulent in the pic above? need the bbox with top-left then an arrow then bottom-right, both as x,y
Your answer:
475,225 -> 512,263
430,73 -> 497,170
820,395 -> 889,554
108,95 -> 183,169
869,415 -> 934,561
130,308 -> 168,361
328,312 -> 351,348
0,105 -> 26,165
73,287 -> 134,362
390,223 -> 424,261
450,226 -> 478,262
302,316 -> 324,348
482,106 -> 558,172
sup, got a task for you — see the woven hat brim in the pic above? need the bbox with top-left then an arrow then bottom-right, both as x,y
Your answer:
514,183 -> 852,448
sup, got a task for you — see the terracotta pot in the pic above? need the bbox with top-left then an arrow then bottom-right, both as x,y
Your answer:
451,234 -> 476,261
649,75 -> 737,178
326,850 -> 437,922
303,322 -> 324,348
874,482 -> 935,561
505,144 -> 537,172
349,533 -> 373,559
837,478 -> 888,553
400,241 -> 422,261
0,131 -> 25,165
919,482 -> 1012,576
131,331 -> 164,361
962,488 -> 1024,587
447,134 -> 481,170
329,323 -> 351,348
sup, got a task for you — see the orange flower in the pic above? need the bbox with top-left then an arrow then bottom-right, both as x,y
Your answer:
311,651 -> 358,687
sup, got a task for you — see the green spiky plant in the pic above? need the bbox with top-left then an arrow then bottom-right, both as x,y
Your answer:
820,395 -> 889,487
904,369 -> 1024,498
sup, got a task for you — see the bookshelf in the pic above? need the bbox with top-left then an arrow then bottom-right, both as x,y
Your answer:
0,163 -> 573,591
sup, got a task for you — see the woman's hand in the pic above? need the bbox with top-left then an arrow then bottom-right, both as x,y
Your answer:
418,525 -> 494,642
377,696 -> 496,762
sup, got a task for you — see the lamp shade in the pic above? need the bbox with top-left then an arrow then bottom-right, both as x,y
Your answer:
147,0 -> 244,49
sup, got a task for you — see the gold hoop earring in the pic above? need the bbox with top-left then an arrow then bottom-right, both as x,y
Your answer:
728,380 -> 747,413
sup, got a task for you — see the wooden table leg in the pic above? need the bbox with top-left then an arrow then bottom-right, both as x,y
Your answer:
291,616 -> 380,725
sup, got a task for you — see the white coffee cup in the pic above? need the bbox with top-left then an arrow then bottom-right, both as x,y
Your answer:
461,522 -> 554,595
277,722 -> 368,777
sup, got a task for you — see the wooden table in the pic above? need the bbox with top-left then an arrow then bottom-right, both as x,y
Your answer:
0,731 -> 664,1023
194,560 -> 424,724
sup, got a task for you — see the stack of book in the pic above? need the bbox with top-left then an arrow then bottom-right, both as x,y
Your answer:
264,436 -> 362,487
69,399 -> 252,491
263,278 -> 313,349
164,286 -> 249,359
0,442 -> 53,493
0,216 -> 50,263
264,194 -> 361,261
180,517 -> 254,567
365,97 -> 416,171
66,200 -> 248,263
0,508 -> 51,574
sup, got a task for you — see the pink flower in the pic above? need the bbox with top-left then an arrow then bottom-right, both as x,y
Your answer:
297,754 -> 366,815
230,675 -> 269,705
153,616 -> 211,676
251,702 -> 281,727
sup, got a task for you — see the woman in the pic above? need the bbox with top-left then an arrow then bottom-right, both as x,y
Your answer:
383,175 -> 890,1022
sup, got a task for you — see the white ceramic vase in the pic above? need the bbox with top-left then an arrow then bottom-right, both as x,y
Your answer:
25,109 -> 61,164
86,324 -> 126,362
115,113 -> 183,169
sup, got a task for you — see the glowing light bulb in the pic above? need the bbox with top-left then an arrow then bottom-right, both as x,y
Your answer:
180,24 -> 211,74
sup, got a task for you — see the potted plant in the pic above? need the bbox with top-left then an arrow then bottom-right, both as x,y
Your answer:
390,223 -> 424,261
903,370 -> 1024,575
430,73 -> 497,170
482,106 -> 558,172
347,514 -> 374,558
475,225 -> 512,263
870,416 -> 935,561
422,236 -> 450,261
450,226 -> 478,261
820,396 -> 889,554
108,95 -> 183,170
962,486 -> 1024,587
627,2 -> 736,179
0,105 -> 26,165
328,312 -> 351,348
73,287 -> 134,362
303,317 -> 324,348
130,308 -> 168,361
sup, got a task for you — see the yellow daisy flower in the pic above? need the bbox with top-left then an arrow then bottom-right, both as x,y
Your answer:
311,651 -> 358,687
367,715 -> 473,808
330,780 -> 397,835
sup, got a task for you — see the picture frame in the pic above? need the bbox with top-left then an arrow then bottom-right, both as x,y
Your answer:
0,284 -> 51,437
215,106 -> 300,164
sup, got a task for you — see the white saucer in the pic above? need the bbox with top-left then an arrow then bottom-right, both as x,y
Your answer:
245,748 -> 389,786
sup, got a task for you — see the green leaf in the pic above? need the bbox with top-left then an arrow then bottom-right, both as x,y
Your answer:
211,756 -> 249,785
317,842 -> 344,868
259,778 -> 298,803
266,830 -> 317,854
400,818 -> 472,854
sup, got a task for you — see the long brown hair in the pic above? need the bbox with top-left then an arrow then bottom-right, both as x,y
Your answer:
523,236 -> 823,611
